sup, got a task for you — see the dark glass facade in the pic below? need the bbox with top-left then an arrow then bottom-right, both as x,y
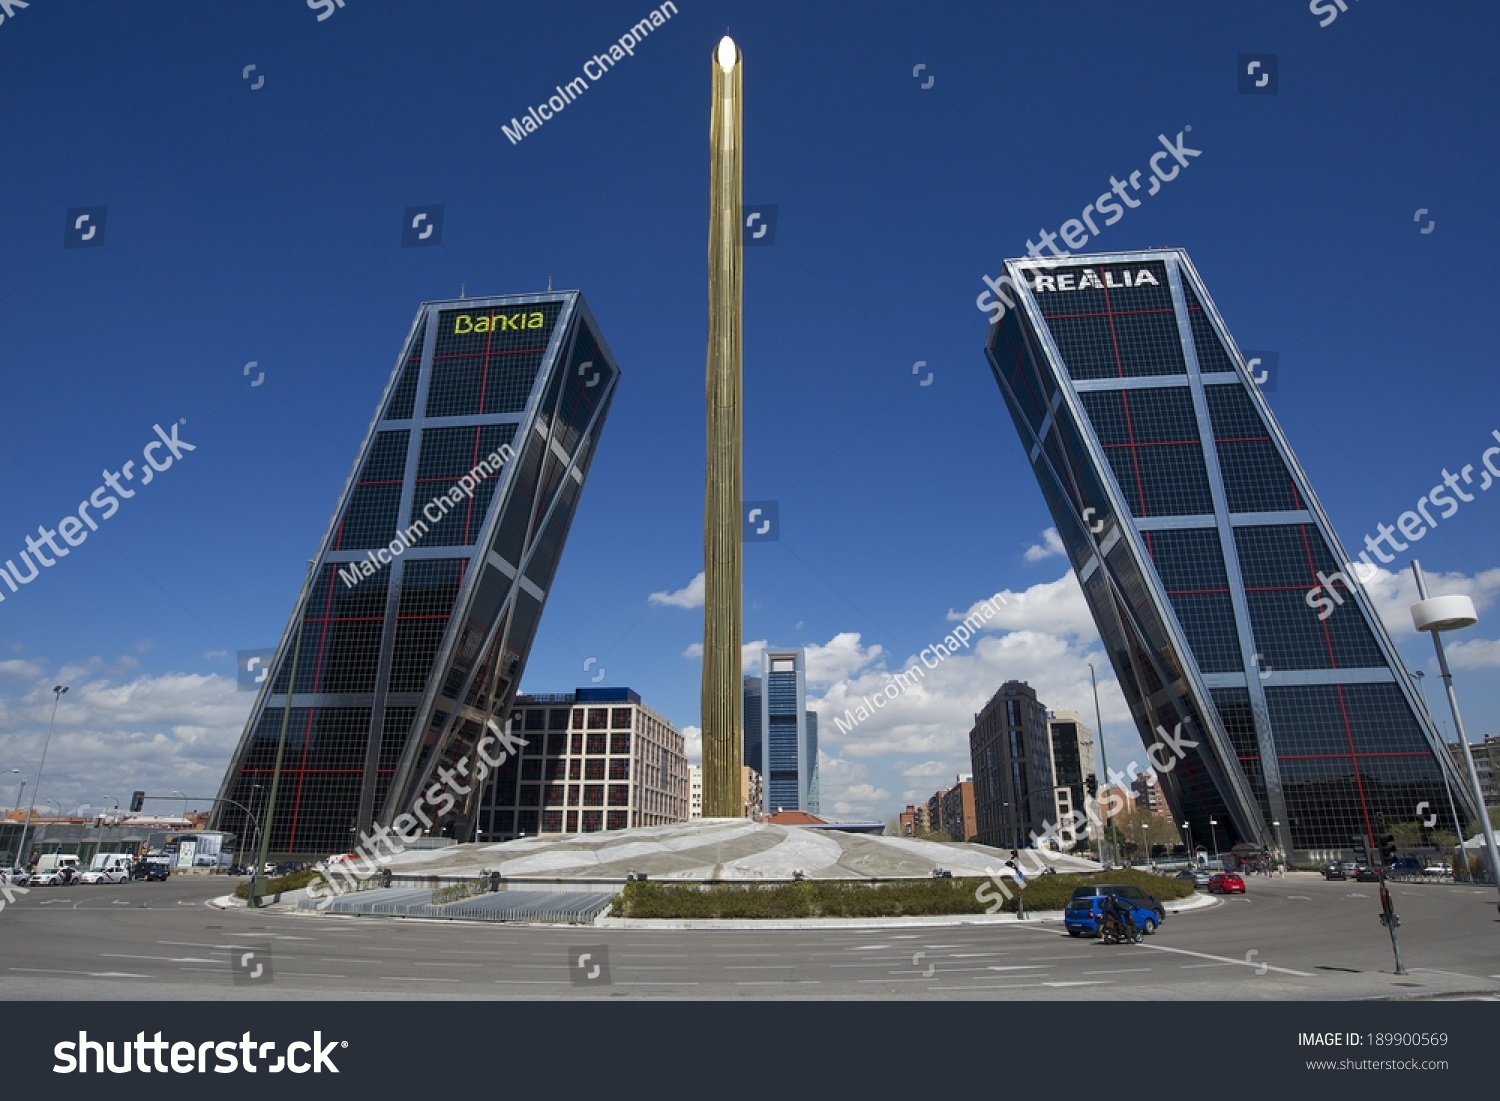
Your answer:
984,250 -> 1478,862
214,292 -> 619,855
969,680 -> 1054,848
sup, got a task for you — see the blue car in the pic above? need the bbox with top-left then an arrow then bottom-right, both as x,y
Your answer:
1064,885 -> 1165,937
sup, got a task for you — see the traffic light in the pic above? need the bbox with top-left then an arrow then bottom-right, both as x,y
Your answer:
1085,775 -> 1098,798
129,791 -> 145,813
1376,833 -> 1398,865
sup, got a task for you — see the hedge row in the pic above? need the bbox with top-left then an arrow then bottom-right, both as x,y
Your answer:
610,869 -> 1195,919
230,867 -> 327,899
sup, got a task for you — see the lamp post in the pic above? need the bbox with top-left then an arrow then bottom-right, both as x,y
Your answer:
1408,667 -> 1471,882
1181,820 -> 1194,864
1271,820 -> 1283,874
251,559 -> 317,909
1089,662 -> 1111,866
1209,818 -> 1221,867
16,685 -> 67,872
172,790 -> 189,822
1409,561 -> 1500,906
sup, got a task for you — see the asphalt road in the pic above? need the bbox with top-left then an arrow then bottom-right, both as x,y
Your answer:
2,873 -> 1497,1000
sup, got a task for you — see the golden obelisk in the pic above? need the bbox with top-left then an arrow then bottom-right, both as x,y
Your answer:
701,35 -> 744,818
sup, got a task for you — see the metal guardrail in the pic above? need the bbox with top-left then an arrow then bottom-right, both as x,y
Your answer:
298,886 -> 613,923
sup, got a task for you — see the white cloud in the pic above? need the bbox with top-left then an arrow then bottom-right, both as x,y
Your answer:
1445,637 -> 1500,669
0,670 -> 252,815
649,572 -> 705,608
0,660 -> 44,679
804,633 -> 882,686
680,724 -> 701,766
1024,527 -> 1065,562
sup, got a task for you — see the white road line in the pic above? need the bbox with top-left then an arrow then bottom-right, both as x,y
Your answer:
317,958 -> 382,964
1084,968 -> 1152,975
614,981 -> 700,986
845,945 -> 891,951
986,965 -> 1049,972
1145,943 -> 1313,976
379,976 -> 460,982
734,980 -> 820,985
100,954 -> 219,963
10,968 -> 149,978
856,977 -> 933,983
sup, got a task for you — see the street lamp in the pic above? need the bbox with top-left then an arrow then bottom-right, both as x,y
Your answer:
16,685 -> 67,870
1409,561 -> 1500,907
172,790 -> 189,821
1208,818 -> 1221,867
1089,662 -> 1112,866
1181,820 -> 1194,863
1408,667 -> 1471,882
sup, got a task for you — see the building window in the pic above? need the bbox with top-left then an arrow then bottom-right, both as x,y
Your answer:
588,708 -> 608,730
607,811 -> 627,830
609,784 -> 630,806
542,810 -> 563,832
571,709 -> 585,730
571,732 -> 583,755
587,733 -> 607,756
549,708 -> 570,730
585,758 -> 605,781
582,811 -> 603,833
610,732 -> 631,755
583,785 -> 604,807
611,708 -> 633,729
608,758 -> 629,780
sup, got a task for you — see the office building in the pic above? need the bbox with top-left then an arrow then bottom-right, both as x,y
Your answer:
935,776 -> 978,843
741,766 -> 763,819
1047,709 -> 1097,848
750,649 -> 818,814
479,688 -> 688,837
689,765 -> 703,820
214,291 -> 619,854
969,681 -> 1056,848
1448,736 -> 1498,806
983,248 -> 1478,861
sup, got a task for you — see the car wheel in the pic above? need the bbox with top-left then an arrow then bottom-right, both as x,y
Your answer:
1068,930 -> 1082,937
1141,917 -> 1158,935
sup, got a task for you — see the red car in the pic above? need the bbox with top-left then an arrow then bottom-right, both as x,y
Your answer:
1208,872 -> 1246,894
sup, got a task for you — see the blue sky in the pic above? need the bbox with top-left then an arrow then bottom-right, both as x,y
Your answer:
1,0 -> 1498,823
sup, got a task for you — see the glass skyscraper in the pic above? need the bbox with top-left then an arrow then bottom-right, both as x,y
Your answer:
755,649 -> 818,814
213,291 -> 619,855
983,249 -> 1477,862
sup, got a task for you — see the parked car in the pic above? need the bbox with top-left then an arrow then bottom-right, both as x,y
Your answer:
4,868 -> 29,886
79,867 -> 130,885
1064,884 -> 1166,937
30,867 -> 78,886
1208,872 -> 1246,894
1176,868 -> 1211,888
1321,862 -> 1348,880
134,859 -> 171,882
1352,865 -> 1380,882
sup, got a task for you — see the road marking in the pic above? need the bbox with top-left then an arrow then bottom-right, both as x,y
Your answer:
985,965 -> 1049,972
379,976 -> 460,982
1144,943 -> 1312,976
614,981 -> 700,986
317,958 -> 382,964
1084,968 -> 1152,975
735,980 -> 820,985
845,944 -> 891,951
10,968 -> 149,978
1288,895 -> 1311,900
857,977 -> 932,983
724,964 -> 795,970
101,953 -> 219,963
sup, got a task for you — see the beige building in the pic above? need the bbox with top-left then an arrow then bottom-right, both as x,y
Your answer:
480,688 -> 688,838
741,766 -> 763,818
689,765 -> 704,819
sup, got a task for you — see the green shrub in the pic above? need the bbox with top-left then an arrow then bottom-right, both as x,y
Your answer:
432,879 -> 489,905
231,867 -> 327,900
609,869 -> 1195,919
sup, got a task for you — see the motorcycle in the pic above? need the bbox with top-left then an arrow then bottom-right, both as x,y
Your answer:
1100,914 -> 1143,944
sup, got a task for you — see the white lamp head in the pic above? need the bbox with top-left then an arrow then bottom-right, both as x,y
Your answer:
1411,594 -> 1478,633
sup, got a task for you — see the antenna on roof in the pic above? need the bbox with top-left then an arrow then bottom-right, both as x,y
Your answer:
547,273 -> 553,291
459,282 -> 466,299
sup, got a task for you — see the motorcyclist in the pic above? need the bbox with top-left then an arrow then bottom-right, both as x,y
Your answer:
1100,892 -> 1136,940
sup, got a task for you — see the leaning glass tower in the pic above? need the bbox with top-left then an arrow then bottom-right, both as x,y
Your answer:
213,291 -> 619,854
983,249 -> 1477,863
